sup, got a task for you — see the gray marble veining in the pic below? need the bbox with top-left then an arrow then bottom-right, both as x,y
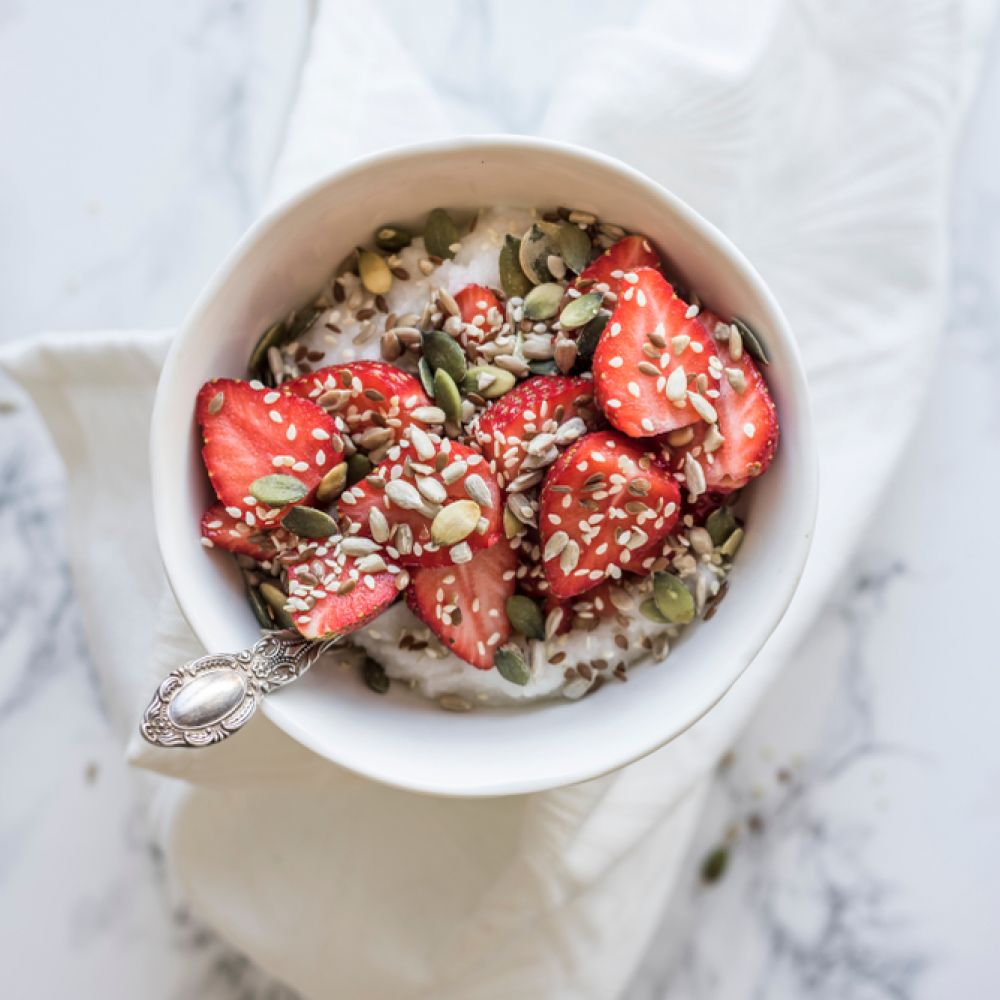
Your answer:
1,2 -> 999,999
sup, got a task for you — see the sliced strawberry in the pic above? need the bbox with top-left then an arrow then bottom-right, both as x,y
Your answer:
200,503 -> 290,561
455,284 -> 503,326
539,431 -> 680,599
286,549 -> 398,640
339,433 -> 503,568
284,360 -> 434,454
406,540 -> 517,668
670,347 -> 779,493
471,375 -> 602,490
197,379 -> 342,523
593,268 -> 719,437
576,234 -> 660,295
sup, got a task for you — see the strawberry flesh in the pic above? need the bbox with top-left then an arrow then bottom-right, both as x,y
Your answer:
406,540 -> 517,668
593,268 -> 719,437
284,360 -> 434,453
669,345 -> 779,493
472,375 -> 602,490
200,502 -> 290,561
539,431 -> 680,599
287,550 -> 398,640
197,378 -> 342,522
576,234 -> 660,295
338,435 -> 502,568
455,284 -> 503,326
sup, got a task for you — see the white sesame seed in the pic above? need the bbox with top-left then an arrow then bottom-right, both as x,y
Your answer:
743,422 -> 756,438
685,303 -> 700,319
312,427 -> 330,440
609,356 -> 623,368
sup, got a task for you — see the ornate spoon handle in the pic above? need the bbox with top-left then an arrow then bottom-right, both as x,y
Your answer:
140,630 -> 338,748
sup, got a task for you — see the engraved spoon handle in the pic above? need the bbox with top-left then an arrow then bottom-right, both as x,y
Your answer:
140,630 -> 338,748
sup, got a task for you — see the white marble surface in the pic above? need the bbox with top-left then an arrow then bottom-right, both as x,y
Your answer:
1,2 -> 998,998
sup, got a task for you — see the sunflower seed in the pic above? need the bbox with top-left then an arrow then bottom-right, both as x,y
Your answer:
386,479 -> 424,510
368,507 -> 390,543
431,500 -> 480,546
440,460 -> 468,484
463,473 -> 493,508
688,391 -> 718,423
341,536 -> 381,556
207,391 -> 224,414
249,474 -> 308,507
684,453 -> 707,497
416,475 -> 447,504
665,366 -> 687,401
494,644 -> 531,686
544,530 -> 569,560
560,539 -> 580,573
507,492 -> 536,526
439,693 -> 472,712
725,367 -> 748,394
554,339 -> 579,372
358,554 -> 388,574
424,208 -> 459,260
395,523 -> 414,555
666,426 -> 695,447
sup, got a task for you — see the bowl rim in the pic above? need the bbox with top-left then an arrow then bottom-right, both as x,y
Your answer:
151,135 -> 818,796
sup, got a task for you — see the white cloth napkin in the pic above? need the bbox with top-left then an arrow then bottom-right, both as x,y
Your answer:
3,1 -> 993,996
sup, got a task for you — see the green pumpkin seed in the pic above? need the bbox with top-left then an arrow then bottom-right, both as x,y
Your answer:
732,318 -> 768,366
316,461 -> 348,504
248,321 -> 286,378
499,235 -> 532,298
259,582 -> 295,629
639,598 -> 671,624
246,584 -> 274,629
523,282 -> 564,321
576,312 -> 609,364
346,453 -> 372,485
700,845 -> 729,884
557,222 -> 592,274
358,250 -> 393,295
374,225 -> 411,252
433,368 -> 462,424
720,526 -> 745,558
494,644 -> 531,686
283,305 -> 322,343
706,507 -> 738,547
559,292 -> 603,330
518,222 -> 562,285
505,595 -> 545,640
653,572 -> 695,624
464,365 -> 516,399
249,474 -> 308,508
430,499 -> 480,546
280,505 -> 338,538
363,657 -> 390,694
417,355 -> 435,395
528,359 -> 559,376
422,331 -> 467,381
424,208 -> 459,259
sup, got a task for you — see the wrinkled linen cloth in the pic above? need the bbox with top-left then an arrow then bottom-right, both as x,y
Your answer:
2,1 -> 994,996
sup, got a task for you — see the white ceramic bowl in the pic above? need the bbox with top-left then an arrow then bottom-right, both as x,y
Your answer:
152,137 -> 817,797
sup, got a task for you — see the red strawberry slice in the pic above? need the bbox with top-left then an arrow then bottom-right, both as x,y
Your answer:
471,375 -> 602,490
286,549 -> 399,640
539,431 -> 680,599
284,360 -> 434,454
197,379 -> 343,523
339,433 -> 503,568
669,347 -> 779,493
576,234 -> 660,295
406,540 -> 517,668
455,284 -> 503,326
593,268 -> 719,437
200,502 -> 292,561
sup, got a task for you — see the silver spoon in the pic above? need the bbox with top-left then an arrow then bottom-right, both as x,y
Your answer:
140,630 -> 339,748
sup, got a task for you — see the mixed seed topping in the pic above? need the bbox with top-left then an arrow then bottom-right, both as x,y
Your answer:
200,204 -> 777,707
